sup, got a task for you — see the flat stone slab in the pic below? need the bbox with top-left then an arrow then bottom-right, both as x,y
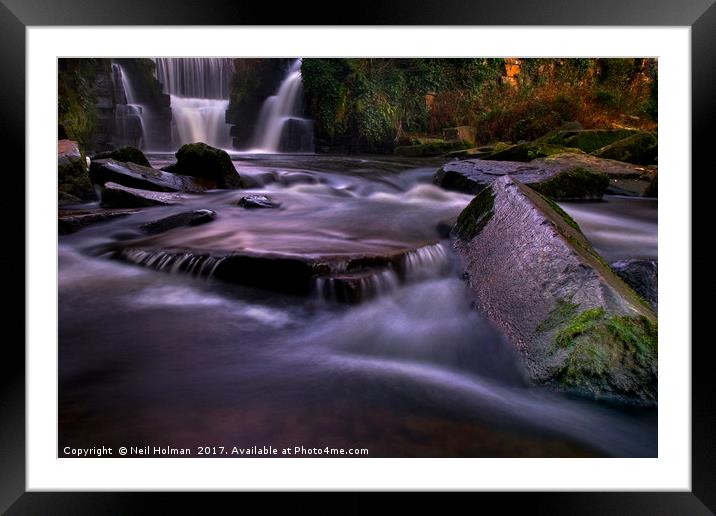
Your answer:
110,239 -> 446,300
454,175 -> 656,402
90,158 -> 208,193
101,182 -> 192,208
435,152 -> 655,198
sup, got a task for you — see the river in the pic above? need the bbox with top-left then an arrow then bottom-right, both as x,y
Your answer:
59,154 -> 657,457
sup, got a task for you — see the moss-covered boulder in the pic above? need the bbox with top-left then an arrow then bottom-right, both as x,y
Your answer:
483,142 -> 584,162
58,139 -> 95,202
165,143 -> 242,189
92,146 -> 150,167
454,175 -> 657,402
532,152 -> 656,196
536,128 -> 640,153
591,131 -> 657,165
434,158 -> 608,200
394,140 -> 472,157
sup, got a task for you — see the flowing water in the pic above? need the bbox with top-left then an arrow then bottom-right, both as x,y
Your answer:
155,58 -> 235,149
250,59 -> 314,153
59,155 -> 657,457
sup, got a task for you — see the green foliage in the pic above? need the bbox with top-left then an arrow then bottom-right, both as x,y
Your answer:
58,59 -> 100,151
301,58 -> 503,151
455,186 -> 495,240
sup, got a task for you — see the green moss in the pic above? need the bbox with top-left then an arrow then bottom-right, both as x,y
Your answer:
486,142 -> 583,162
536,298 -> 580,333
533,190 -> 583,233
549,307 -> 658,397
555,307 -> 606,347
538,129 -> 639,153
394,140 -> 472,157
92,146 -> 150,167
532,167 -> 609,201
592,132 -> 658,165
455,186 -> 495,240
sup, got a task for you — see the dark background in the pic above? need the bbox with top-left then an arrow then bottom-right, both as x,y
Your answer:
1,0 -> 713,513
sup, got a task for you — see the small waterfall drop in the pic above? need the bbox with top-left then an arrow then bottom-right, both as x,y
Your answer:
251,59 -> 314,153
112,64 -> 147,148
155,58 -> 235,149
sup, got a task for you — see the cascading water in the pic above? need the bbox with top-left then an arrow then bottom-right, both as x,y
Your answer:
155,58 -> 235,149
112,64 -> 147,148
251,59 -> 314,153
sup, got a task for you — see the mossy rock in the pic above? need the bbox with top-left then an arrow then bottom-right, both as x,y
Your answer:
537,128 -> 639,153
454,186 -> 495,240
644,174 -> 658,197
540,301 -> 657,400
485,142 -> 584,162
166,142 -> 242,189
92,146 -> 151,167
530,167 -> 609,201
592,132 -> 657,165
58,139 -> 95,201
394,140 -> 472,157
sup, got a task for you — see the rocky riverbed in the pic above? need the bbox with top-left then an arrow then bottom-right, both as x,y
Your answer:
58,149 -> 658,457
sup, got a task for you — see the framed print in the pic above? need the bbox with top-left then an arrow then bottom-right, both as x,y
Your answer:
3,0 -> 713,512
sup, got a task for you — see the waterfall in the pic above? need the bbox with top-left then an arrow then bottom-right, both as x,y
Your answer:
252,59 -> 314,153
155,58 -> 235,149
112,64 -> 147,148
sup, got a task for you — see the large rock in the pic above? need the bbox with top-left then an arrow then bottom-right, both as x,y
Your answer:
611,259 -> 658,312
536,128 -> 640,153
454,176 -> 657,402
100,182 -> 190,208
434,158 -> 609,200
164,142 -> 242,189
92,146 -> 151,167
90,159 -> 206,193
591,131 -> 658,165
58,139 -> 95,201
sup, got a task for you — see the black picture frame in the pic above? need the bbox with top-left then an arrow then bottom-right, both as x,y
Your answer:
2,0 -> 712,513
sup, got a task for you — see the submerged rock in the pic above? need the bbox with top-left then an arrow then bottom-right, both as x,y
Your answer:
592,131 -> 657,165
164,142 -> 242,189
454,175 -> 657,402
100,182 -> 189,207
58,139 -> 95,201
91,146 -> 151,167
111,241 -> 447,301
237,194 -> 281,209
611,259 -> 658,312
90,159 -> 207,193
59,207 -> 139,235
140,209 -> 217,235
434,158 -> 609,201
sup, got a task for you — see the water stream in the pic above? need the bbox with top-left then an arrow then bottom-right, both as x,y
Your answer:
59,155 -> 657,457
